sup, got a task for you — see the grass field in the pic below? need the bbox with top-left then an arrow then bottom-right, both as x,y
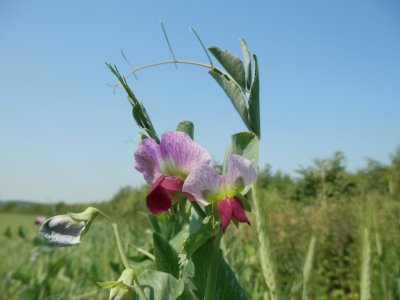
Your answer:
2,191 -> 400,299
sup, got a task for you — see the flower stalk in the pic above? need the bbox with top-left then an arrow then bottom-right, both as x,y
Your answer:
112,223 -> 148,300
204,229 -> 223,300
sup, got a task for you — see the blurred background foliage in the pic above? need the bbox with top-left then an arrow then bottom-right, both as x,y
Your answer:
1,146 -> 400,299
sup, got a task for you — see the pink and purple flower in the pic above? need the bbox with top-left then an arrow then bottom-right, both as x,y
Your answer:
134,131 -> 211,214
182,155 -> 257,232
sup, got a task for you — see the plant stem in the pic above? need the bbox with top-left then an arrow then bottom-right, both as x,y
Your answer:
191,201 -> 206,219
251,186 -> 278,300
112,223 -> 148,300
112,223 -> 130,269
116,59 -> 213,86
204,230 -> 222,300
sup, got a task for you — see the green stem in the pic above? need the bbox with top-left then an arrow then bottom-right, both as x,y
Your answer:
112,223 -> 130,269
191,201 -> 206,219
204,230 -> 222,300
112,223 -> 148,300
115,59 -> 213,88
251,186 -> 278,300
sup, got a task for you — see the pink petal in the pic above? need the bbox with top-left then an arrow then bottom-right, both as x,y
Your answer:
146,176 -> 172,214
182,164 -> 222,205
159,131 -> 211,176
216,199 -> 233,232
231,197 -> 250,224
216,198 -> 250,232
225,155 -> 257,192
134,138 -> 162,184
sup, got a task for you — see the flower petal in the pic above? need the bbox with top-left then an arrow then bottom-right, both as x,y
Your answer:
134,138 -> 162,184
225,155 -> 257,193
216,199 -> 233,232
159,131 -> 211,178
231,197 -> 250,224
146,176 -> 173,214
216,198 -> 250,232
39,215 -> 85,246
182,165 -> 222,205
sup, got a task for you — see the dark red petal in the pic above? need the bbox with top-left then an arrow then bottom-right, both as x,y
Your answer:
216,199 -> 234,232
231,197 -> 250,225
159,176 -> 183,192
146,176 -> 172,214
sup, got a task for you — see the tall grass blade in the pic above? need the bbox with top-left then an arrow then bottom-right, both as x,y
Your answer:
251,184 -> 278,300
360,228 -> 371,300
302,236 -> 316,300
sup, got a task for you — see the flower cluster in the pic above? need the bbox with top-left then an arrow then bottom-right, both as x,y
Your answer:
134,131 -> 257,231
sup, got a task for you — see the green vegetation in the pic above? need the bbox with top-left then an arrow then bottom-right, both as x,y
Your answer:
1,147 -> 400,299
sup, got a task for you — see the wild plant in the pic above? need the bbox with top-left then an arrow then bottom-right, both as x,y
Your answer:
38,28 -> 270,300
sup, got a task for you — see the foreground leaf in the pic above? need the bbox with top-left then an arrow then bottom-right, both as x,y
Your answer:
209,68 -> 250,129
138,270 -> 184,300
153,232 -> 180,278
209,46 -> 246,90
189,239 -> 247,300
223,132 -> 259,174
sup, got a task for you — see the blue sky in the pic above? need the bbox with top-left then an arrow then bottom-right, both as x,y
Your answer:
1,0 -> 399,203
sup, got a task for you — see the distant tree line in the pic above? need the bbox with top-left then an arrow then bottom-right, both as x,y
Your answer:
257,146 -> 400,203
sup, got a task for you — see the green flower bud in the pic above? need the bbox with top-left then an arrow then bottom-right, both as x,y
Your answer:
97,269 -> 135,300
39,207 -> 98,247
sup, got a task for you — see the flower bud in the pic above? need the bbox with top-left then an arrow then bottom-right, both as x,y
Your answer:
39,207 -> 98,247
97,269 -> 135,300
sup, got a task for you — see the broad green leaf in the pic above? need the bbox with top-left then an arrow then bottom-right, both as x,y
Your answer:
209,68 -> 250,129
209,46 -> 246,90
138,270 -> 184,300
184,220 -> 217,257
248,54 -> 260,138
189,240 -> 247,300
240,39 -> 252,90
153,232 -> 180,278
169,225 -> 189,254
147,214 -> 162,234
223,132 -> 259,174
176,121 -> 194,139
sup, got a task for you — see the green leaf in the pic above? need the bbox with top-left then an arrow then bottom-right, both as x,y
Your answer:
248,54 -> 260,138
153,232 -> 180,278
176,120 -> 194,139
147,214 -> 162,234
96,280 -> 121,288
184,220 -> 217,257
107,63 -> 159,143
138,270 -> 184,300
223,132 -> 259,174
190,240 -> 247,300
209,46 -> 246,90
209,68 -> 250,129
240,39 -> 252,90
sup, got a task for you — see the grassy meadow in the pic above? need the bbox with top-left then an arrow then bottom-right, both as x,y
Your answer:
1,149 -> 400,299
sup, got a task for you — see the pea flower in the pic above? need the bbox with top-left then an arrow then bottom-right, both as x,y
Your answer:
182,154 -> 257,232
39,207 -> 98,246
134,131 -> 211,214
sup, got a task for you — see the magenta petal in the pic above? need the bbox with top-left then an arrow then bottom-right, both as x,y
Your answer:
159,131 -> 211,174
146,176 -> 172,214
159,176 -> 184,192
134,138 -> 162,184
216,199 -> 233,232
231,197 -> 250,225
216,198 -> 250,232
